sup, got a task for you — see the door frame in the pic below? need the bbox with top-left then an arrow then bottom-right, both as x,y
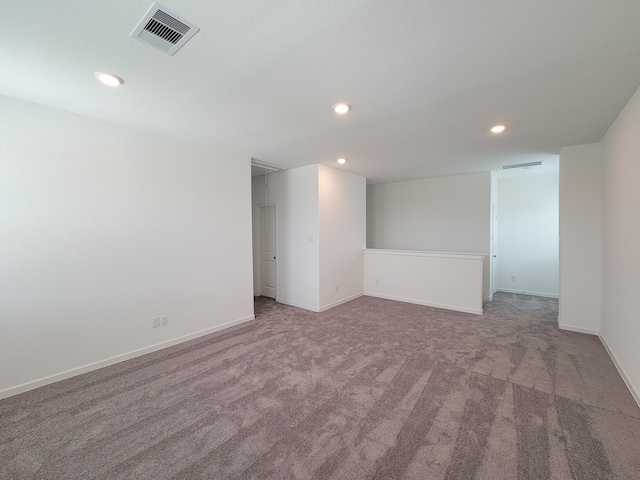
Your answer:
255,203 -> 278,299
491,201 -> 498,298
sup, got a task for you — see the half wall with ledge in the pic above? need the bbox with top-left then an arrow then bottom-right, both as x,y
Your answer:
363,249 -> 486,315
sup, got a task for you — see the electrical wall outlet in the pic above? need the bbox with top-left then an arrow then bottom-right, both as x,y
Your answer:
511,275 -> 516,282
335,284 -> 339,292
152,317 -> 160,328
161,316 -> 169,326
375,278 -> 380,285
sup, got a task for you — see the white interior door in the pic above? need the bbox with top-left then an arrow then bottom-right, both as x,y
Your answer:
260,205 -> 277,298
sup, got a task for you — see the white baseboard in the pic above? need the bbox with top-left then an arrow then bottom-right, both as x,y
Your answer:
557,322 -> 599,336
599,334 -> 640,408
496,288 -> 559,299
483,296 -> 491,306
364,292 -> 483,315
318,293 -> 363,312
0,314 -> 256,400
271,293 -> 364,313
276,298 -> 320,312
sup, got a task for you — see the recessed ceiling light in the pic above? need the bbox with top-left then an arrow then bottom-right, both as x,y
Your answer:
333,103 -> 351,114
94,72 -> 124,87
490,124 -> 507,134
337,158 -> 347,164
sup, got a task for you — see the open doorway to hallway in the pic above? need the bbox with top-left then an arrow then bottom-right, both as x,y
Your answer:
491,159 -> 559,301
250,159 -> 284,300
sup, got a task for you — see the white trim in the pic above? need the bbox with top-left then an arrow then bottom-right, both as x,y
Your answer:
599,333 -> 640,408
496,288 -> 559,299
364,249 -> 485,261
364,292 -> 483,315
0,314 -> 256,400
483,296 -> 491,306
276,298 -> 320,312
558,322 -> 599,336
250,158 -> 285,172
318,293 -> 363,312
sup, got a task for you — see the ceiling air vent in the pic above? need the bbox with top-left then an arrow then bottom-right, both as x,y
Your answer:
131,3 -> 199,56
500,161 -> 543,170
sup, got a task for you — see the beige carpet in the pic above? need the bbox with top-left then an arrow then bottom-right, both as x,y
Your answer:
1,292 -> 639,479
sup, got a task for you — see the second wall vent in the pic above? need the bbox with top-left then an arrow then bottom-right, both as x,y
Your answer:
500,161 -> 543,170
131,3 -> 199,56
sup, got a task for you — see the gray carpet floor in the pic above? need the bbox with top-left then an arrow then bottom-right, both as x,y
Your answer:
1,292 -> 640,479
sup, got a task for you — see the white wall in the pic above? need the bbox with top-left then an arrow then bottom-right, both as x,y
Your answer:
496,173 -> 559,297
367,172 -> 491,300
252,164 -> 366,312
559,144 -> 602,334
318,165 -> 366,310
0,96 -> 254,397
600,84 -> 640,404
254,166 -> 320,311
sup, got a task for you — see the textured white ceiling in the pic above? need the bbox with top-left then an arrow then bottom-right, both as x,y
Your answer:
2,0 -> 639,183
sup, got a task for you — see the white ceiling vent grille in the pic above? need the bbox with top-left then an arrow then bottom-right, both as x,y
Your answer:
500,161 -> 543,170
131,3 -> 199,56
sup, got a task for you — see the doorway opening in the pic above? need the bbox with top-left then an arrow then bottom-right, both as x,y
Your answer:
250,159 -> 284,302
491,159 -> 559,301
